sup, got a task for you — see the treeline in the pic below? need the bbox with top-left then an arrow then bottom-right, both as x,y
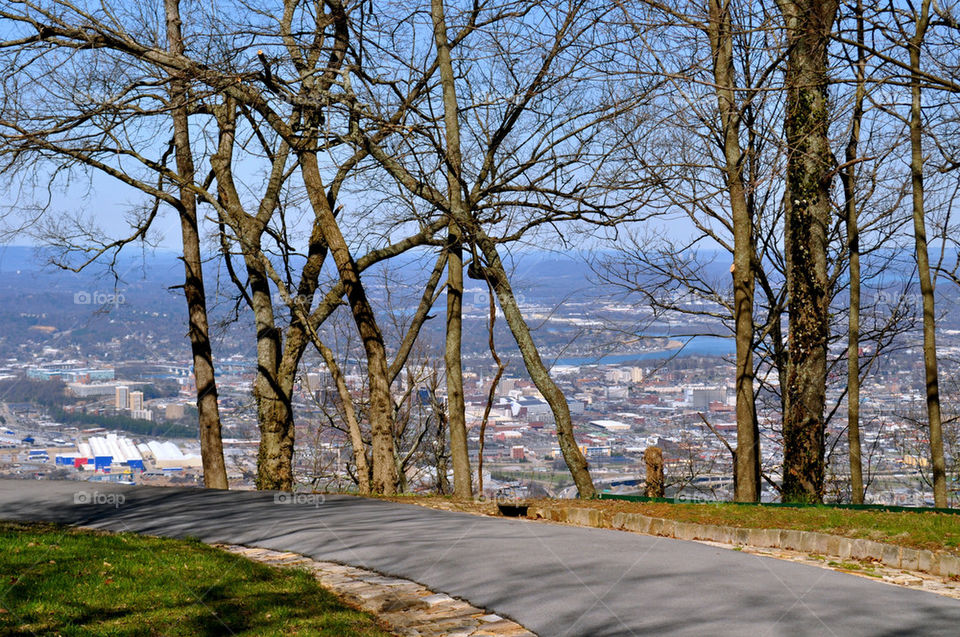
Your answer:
50,408 -> 196,440
0,379 -> 74,408
1,1 -> 958,504
0,377 -> 194,439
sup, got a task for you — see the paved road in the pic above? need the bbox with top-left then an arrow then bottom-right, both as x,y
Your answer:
2,480 -> 959,636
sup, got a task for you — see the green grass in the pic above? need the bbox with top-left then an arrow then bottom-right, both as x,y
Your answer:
571,499 -> 960,555
0,521 -> 390,636
380,493 -> 960,555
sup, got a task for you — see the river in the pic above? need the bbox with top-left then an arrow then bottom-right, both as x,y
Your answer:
552,335 -> 734,366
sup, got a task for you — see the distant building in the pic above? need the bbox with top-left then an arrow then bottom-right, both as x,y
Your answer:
78,433 -> 143,471
68,382 -> 118,398
506,396 -> 551,422
115,386 -> 129,410
143,440 -> 202,469
579,445 -> 612,458
511,445 -> 526,460
605,369 -> 632,384
165,403 -> 185,420
28,366 -> 115,382
605,386 -> 629,400
131,409 -> 153,421
687,386 -> 725,409
304,371 -> 331,389
589,419 -> 632,432
129,391 -> 144,412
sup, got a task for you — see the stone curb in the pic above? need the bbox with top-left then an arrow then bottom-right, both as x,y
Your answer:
527,505 -> 960,579
216,545 -> 537,637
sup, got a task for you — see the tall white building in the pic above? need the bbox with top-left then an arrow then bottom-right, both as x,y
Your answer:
129,390 -> 144,412
115,385 -> 129,410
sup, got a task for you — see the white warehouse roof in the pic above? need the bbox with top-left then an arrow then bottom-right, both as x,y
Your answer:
148,440 -> 186,461
84,433 -> 143,463
589,419 -> 632,432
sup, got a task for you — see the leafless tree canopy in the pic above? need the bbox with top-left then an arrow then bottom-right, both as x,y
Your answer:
2,0 -> 960,503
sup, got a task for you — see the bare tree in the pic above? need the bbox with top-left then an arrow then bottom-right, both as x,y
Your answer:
838,0 -> 867,503
905,0 -> 948,507
349,0 -> 655,497
707,0 -> 760,501
0,0 -> 466,493
431,0 -> 473,498
598,0 -> 782,499
0,0 -> 230,488
164,0 -> 228,489
778,0 -> 840,503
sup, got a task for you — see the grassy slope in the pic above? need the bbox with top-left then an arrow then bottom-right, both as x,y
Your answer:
0,521 -> 390,636
384,494 -> 960,555
581,500 -> 960,555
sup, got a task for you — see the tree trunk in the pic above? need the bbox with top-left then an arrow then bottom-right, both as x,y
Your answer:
435,412 -> 451,495
254,378 -> 295,490
908,1 -> 948,508
645,446 -> 664,498
475,234 -> 596,498
708,0 -> 759,502
299,151 -> 399,495
431,0 -> 473,499
778,0 -> 839,503
211,98 -> 296,491
318,339 -> 371,494
444,235 -> 472,498
249,268 -> 293,491
272,217 -> 330,490
841,0 -> 866,504
164,0 -> 227,489
477,278 -> 506,496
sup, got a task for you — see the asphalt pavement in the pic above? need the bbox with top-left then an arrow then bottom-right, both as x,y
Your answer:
1,479 -> 959,636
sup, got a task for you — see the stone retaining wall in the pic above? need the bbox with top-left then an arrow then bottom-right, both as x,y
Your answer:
527,505 -> 960,578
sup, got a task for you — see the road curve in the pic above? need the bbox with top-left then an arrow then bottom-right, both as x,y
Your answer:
1,479 -> 958,636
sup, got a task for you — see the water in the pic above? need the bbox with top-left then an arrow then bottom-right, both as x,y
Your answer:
552,335 -> 734,366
